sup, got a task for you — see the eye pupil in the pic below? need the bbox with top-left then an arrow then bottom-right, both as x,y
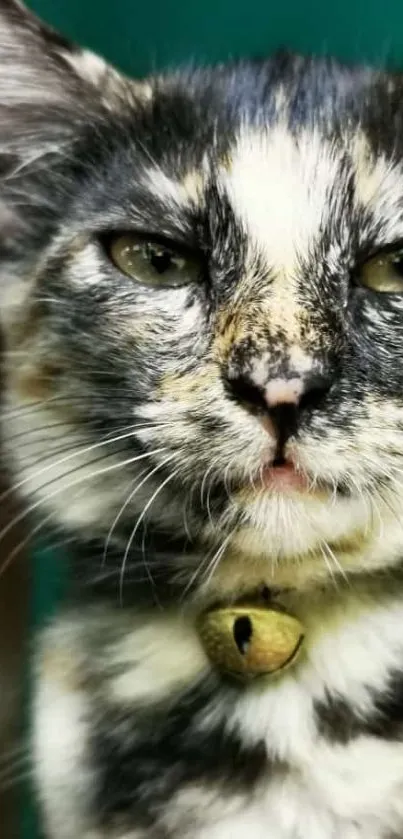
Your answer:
107,233 -> 200,287
359,247 -> 403,293
392,256 -> 403,277
146,243 -> 174,275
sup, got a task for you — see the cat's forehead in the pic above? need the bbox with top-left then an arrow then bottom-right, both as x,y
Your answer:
219,126 -> 341,275
144,118 -> 403,277
61,57 -> 403,278
124,59 -> 403,267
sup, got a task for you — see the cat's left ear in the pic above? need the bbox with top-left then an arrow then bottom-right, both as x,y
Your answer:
0,1 -> 149,329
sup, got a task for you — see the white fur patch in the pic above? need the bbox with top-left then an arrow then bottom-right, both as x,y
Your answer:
107,615 -> 209,703
143,167 -> 205,209
222,127 -> 339,275
62,49 -> 110,86
33,675 -> 94,838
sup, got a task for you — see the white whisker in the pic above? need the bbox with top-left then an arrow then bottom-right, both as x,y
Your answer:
0,447 -> 167,556
201,532 -> 233,591
102,457 -> 172,566
119,464 -> 179,603
1,428 -> 170,507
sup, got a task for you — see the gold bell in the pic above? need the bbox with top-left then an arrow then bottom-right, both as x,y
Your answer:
197,604 -> 304,680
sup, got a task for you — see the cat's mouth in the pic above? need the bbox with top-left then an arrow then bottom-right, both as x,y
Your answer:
236,458 -> 352,498
258,461 -> 312,493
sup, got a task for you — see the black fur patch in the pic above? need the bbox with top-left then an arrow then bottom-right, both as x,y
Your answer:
68,531 -> 193,607
92,681 -> 271,831
315,671 -> 403,743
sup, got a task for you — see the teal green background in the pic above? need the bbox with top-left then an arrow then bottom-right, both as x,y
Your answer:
27,0 -> 403,77
22,0 -> 403,837
22,544 -> 67,839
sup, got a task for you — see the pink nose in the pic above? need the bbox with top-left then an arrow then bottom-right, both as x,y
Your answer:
264,378 -> 305,408
223,366 -> 332,431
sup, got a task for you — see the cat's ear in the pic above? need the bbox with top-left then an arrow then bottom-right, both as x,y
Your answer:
0,1 -> 150,328
0,0 -> 146,114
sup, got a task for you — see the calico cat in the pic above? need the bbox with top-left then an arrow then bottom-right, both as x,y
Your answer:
3,0 -> 403,836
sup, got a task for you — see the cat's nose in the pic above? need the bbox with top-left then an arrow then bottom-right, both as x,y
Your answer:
225,369 -> 332,439
264,377 -> 305,407
264,372 -> 332,411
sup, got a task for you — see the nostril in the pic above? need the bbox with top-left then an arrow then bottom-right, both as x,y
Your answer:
223,374 -> 268,414
299,386 -> 326,413
298,374 -> 332,414
223,369 -> 332,421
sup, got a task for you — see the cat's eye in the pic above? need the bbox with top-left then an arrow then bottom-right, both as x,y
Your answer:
358,249 -> 403,293
107,233 -> 202,288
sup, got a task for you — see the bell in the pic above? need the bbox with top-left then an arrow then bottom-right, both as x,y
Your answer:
197,604 -> 304,680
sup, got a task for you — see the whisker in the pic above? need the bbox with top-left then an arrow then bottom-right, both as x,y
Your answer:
200,458 -> 223,527
0,753 -> 30,778
2,419 -> 80,446
181,491 -> 193,544
201,532 -> 233,591
0,748 -> 32,790
40,534 -> 78,554
0,447 -> 167,558
319,544 -> 340,590
0,743 -> 29,764
322,541 -> 350,586
0,427 -> 170,507
85,566 -> 168,588
205,468 -> 217,529
222,459 -> 235,502
180,540 -> 222,601
0,507 -> 57,579
119,464 -> 179,603
3,418 -> 180,449
200,462 -> 216,511
0,769 -> 34,791
0,442 -> 129,509
1,393 -> 99,420
102,461 -> 168,566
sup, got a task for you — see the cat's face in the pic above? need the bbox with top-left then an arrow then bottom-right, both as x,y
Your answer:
3,0 -> 403,595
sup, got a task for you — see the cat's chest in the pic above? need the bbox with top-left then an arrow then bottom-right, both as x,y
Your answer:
178,592 -> 403,839
186,729 -> 403,839
150,655 -> 403,839
35,587 -> 403,839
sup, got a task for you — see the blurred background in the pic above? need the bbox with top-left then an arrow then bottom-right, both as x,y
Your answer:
26,0 -> 403,75
1,0 -> 403,836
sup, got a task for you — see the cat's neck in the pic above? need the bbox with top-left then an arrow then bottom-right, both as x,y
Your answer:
58,526 -> 403,619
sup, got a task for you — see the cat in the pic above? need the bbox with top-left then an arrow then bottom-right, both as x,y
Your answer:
3,0 -> 403,836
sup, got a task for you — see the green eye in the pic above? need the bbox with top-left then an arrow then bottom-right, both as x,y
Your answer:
108,233 -> 201,288
358,249 -> 403,293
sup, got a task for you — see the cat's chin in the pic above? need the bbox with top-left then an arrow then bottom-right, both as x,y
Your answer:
202,484 -> 394,593
229,450 -> 352,500
229,478 -> 366,552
